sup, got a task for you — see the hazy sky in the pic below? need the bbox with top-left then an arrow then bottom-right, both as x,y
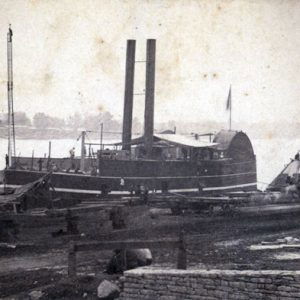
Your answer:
0,0 -> 299,127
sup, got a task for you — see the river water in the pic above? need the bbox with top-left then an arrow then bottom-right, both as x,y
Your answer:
1,137 -> 299,190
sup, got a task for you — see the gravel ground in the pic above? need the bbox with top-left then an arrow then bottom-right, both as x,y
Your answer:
1,203 -> 300,298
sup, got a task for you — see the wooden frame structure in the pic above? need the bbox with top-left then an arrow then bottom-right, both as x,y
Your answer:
68,234 -> 187,280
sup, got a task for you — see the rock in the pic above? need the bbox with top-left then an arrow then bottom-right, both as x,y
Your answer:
261,241 -> 275,245
283,236 -> 300,244
284,236 -> 294,243
97,280 -> 120,299
276,238 -> 287,244
28,290 -> 43,300
106,248 -> 152,273
135,249 -> 152,266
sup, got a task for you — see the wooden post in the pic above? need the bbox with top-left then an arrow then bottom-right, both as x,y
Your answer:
123,249 -> 127,271
47,141 -> 51,170
111,207 -> 126,230
68,241 -> 77,280
177,230 -> 187,270
80,131 -> 86,172
66,210 -> 79,234
30,150 -> 34,170
47,180 -> 53,209
100,122 -> 103,151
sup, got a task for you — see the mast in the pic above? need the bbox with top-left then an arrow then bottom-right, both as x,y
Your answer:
80,131 -> 86,172
100,122 -> 103,151
226,85 -> 232,130
229,105 -> 231,130
7,24 -> 16,167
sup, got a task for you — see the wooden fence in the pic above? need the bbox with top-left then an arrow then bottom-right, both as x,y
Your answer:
68,232 -> 187,279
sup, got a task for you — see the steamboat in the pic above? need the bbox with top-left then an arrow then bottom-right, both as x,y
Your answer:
2,37 -> 257,198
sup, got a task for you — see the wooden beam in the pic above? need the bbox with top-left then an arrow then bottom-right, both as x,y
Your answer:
45,203 -> 125,217
177,231 -> 187,270
67,237 -> 186,278
68,241 -> 77,280
75,239 -> 180,252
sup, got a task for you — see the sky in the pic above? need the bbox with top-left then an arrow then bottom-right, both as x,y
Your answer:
0,0 -> 299,127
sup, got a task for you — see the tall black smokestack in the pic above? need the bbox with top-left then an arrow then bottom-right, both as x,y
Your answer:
122,40 -> 136,150
144,39 -> 156,158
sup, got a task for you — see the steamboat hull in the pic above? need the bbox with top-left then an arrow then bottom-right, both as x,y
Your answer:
3,157 -> 257,198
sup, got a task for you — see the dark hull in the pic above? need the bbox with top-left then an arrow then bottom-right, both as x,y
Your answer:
3,157 -> 257,197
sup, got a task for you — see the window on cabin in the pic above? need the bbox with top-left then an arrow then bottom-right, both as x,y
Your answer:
181,148 -> 188,160
161,181 -> 168,193
213,151 -> 219,160
202,149 -> 211,160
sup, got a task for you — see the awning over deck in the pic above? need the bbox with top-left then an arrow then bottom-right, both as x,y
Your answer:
113,134 -> 218,148
154,134 -> 217,148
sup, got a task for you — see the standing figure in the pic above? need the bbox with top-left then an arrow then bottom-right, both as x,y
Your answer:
5,154 -> 9,168
37,158 -> 43,172
69,147 -> 75,170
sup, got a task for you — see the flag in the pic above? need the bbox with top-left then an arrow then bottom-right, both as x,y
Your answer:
226,86 -> 231,110
8,25 -> 13,42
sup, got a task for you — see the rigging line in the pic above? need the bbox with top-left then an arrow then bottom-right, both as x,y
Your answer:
256,181 -> 271,186
8,25 -> 16,157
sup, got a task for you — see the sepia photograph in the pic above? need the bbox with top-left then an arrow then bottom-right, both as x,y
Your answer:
0,0 -> 300,299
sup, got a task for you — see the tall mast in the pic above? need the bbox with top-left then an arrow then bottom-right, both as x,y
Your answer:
7,24 -> 16,166
80,131 -> 86,172
226,85 -> 232,130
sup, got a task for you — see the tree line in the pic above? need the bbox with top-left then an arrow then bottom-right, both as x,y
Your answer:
0,111 -> 143,134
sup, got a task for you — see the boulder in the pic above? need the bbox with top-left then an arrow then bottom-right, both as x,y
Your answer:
28,290 -> 43,300
97,280 -> 120,300
135,249 -> 152,266
106,248 -> 152,274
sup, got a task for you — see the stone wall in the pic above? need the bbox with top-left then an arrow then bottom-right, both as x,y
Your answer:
120,268 -> 300,299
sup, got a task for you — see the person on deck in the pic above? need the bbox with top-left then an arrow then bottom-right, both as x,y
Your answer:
38,158 -> 43,171
69,147 -> 75,170
5,154 -> 9,168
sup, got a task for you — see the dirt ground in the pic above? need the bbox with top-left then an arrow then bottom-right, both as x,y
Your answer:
1,204 -> 300,299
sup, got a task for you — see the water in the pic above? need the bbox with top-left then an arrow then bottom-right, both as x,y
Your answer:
252,138 -> 300,189
1,137 -> 299,190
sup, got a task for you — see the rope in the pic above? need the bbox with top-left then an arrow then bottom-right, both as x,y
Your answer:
167,191 -> 189,199
256,181 -> 271,186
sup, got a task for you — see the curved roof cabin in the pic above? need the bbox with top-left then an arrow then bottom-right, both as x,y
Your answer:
213,130 -> 255,162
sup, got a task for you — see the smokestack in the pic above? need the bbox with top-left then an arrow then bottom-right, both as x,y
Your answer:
122,40 -> 136,150
144,39 -> 156,158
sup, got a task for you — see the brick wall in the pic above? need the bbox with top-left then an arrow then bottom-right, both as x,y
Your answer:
120,268 -> 300,299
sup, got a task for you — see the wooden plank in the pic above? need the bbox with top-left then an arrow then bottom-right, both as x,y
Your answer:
150,196 -> 251,207
68,241 -> 77,280
151,196 -> 230,201
177,231 -> 187,270
75,239 -> 180,252
45,204 -> 124,217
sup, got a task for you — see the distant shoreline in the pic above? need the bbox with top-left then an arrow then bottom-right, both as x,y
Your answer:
0,125 -> 299,140
0,126 -> 120,141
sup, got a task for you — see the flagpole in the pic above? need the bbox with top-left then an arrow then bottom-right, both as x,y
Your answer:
229,97 -> 231,130
226,85 -> 232,131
